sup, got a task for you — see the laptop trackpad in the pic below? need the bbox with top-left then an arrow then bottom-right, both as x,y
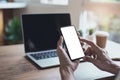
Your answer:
36,57 -> 60,68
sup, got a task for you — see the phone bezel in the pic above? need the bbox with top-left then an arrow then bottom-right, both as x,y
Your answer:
60,25 -> 84,61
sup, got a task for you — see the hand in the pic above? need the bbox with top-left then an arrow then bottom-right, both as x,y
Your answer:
57,36 -> 79,80
80,38 -> 120,74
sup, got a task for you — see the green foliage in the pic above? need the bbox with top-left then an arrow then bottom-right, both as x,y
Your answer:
4,17 -> 22,45
89,28 -> 94,35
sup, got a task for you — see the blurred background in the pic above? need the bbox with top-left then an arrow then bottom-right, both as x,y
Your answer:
0,0 -> 120,45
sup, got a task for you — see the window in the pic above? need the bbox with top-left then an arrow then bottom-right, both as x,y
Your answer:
79,11 -> 120,43
40,0 -> 69,5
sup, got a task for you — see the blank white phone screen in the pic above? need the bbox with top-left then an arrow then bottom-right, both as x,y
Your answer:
61,26 -> 84,60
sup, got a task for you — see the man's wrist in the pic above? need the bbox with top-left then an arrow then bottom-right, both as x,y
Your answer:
60,66 -> 75,80
112,63 -> 120,74
110,63 -> 120,75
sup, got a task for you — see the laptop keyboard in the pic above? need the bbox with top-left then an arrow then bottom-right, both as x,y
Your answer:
30,51 -> 58,60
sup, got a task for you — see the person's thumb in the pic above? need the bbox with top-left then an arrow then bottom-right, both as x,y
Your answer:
84,56 -> 96,64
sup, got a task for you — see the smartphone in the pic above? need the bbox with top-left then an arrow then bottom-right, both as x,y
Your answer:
60,26 -> 84,60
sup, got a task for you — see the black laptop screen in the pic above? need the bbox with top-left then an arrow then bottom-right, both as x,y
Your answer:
22,13 -> 71,53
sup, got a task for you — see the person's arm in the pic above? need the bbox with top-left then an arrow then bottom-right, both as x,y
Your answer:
80,38 -> 120,75
60,67 -> 75,80
108,62 -> 120,75
57,36 -> 79,80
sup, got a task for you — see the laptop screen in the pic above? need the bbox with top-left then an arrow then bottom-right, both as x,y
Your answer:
22,13 -> 71,53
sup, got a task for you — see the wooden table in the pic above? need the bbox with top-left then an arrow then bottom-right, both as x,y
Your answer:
0,41 -> 120,80
0,44 -> 61,80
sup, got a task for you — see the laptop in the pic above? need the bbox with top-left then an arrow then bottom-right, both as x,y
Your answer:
21,13 -> 71,68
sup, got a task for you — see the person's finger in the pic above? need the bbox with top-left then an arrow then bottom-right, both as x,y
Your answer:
57,36 -> 63,47
84,47 -> 92,56
78,33 -> 81,41
73,60 -> 80,67
80,38 -> 99,52
77,32 -> 80,36
72,59 -> 80,70
74,59 -> 80,64
57,36 -> 71,61
84,56 -> 96,64
80,41 -> 85,47
80,38 -> 94,47
93,54 -> 97,59
57,36 -> 64,56
82,47 -> 86,52
57,36 -> 80,63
